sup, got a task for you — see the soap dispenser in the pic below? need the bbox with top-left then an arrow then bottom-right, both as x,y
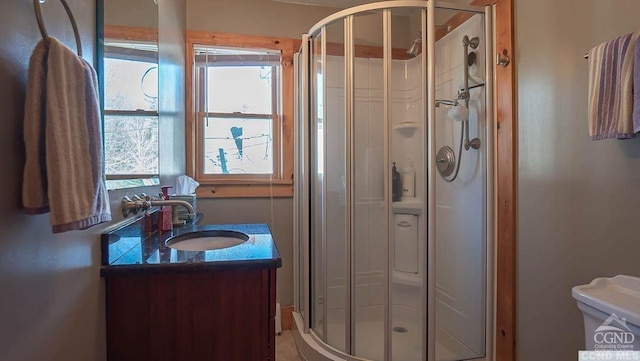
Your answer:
392,162 -> 402,202
158,186 -> 173,232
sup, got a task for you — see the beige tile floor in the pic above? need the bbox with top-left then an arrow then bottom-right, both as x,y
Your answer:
276,331 -> 302,361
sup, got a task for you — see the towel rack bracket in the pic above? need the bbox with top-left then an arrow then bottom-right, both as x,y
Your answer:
33,0 -> 82,57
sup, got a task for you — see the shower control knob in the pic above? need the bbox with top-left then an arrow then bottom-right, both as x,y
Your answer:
436,146 -> 456,178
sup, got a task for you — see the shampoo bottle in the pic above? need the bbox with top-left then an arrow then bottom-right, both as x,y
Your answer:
392,162 -> 402,202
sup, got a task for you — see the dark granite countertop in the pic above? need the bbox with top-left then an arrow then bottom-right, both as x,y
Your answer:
100,213 -> 282,276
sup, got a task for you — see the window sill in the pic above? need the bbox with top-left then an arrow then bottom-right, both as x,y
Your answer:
195,183 -> 293,198
196,178 -> 293,185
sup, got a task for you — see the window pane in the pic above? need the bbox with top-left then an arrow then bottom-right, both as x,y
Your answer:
104,115 -> 159,175
106,178 -> 160,191
207,66 -> 272,114
203,117 -> 273,174
104,58 -> 158,111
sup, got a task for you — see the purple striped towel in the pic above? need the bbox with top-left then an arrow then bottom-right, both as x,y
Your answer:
588,31 -> 640,140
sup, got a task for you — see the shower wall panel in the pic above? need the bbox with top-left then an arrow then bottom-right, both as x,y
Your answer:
390,54 -> 426,310
434,14 -> 487,360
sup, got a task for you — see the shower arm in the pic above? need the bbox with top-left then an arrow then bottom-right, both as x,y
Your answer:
435,98 -> 459,107
437,88 -> 469,106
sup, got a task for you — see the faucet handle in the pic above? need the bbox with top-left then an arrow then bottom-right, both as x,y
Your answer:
121,196 -> 135,218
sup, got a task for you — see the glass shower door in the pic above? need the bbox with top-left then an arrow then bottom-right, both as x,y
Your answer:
310,30 -> 325,341
351,11 -> 386,361
323,19 -> 348,353
298,3 -> 492,361
310,21 -> 349,352
432,7 -> 491,361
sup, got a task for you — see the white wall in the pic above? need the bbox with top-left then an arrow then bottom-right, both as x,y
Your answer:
187,0 -> 411,45
187,0 -> 337,39
104,0 -> 158,28
0,1 -> 105,360
0,0 -> 187,359
516,1 -> 640,360
158,0 -> 187,185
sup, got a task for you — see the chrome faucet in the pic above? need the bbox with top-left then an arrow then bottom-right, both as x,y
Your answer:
121,195 -> 195,219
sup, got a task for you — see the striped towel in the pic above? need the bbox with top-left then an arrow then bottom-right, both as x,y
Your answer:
588,31 -> 640,140
23,38 -> 111,233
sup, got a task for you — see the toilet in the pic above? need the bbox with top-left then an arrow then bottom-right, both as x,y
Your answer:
572,275 -> 640,351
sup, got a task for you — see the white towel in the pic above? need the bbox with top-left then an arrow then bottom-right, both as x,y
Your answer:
23,38 -> 111,233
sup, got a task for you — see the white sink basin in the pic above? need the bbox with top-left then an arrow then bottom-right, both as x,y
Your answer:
166,230 -> 249,251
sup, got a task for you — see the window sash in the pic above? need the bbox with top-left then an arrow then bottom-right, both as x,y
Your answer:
194,61 -> 282,180
193,45 -> 281,67
194,64 -> 279,115
198,113 -> 280,179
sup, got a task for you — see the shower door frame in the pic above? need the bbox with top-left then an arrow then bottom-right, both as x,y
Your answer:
426,4 -> 496,361
293,34 -> 311,333
295,0 -> 504,360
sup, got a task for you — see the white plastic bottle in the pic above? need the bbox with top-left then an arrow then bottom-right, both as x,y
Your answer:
402,160 -> 415,199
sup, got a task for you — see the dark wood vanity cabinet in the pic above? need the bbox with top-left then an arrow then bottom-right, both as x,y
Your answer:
104,267 -> 277,361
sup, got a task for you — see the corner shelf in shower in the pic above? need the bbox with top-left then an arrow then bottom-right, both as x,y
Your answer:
392,199 -> 423,215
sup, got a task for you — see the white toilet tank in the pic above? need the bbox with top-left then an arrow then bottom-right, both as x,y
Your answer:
572,275 -> 640,351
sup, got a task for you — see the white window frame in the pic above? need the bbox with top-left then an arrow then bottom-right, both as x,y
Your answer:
193,45 -> 284,183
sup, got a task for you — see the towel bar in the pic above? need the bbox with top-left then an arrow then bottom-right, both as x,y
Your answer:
33,0 -> 82,57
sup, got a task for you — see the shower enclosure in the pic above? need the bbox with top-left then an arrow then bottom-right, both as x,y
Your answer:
293,2 -> 494,360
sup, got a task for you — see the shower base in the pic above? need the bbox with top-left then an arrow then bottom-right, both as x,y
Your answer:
293,305 -> 479,361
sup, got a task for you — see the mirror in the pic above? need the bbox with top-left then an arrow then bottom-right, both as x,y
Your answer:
99,0 -> 160,189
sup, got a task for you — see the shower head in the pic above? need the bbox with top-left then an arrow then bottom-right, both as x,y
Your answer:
407,40 -> 421,58
407,25 -> 455,58
447,104 -> 469,122
407,32 -> 422,58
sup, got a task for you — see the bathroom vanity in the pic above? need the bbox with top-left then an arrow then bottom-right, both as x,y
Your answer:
100,217 -> 281,361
